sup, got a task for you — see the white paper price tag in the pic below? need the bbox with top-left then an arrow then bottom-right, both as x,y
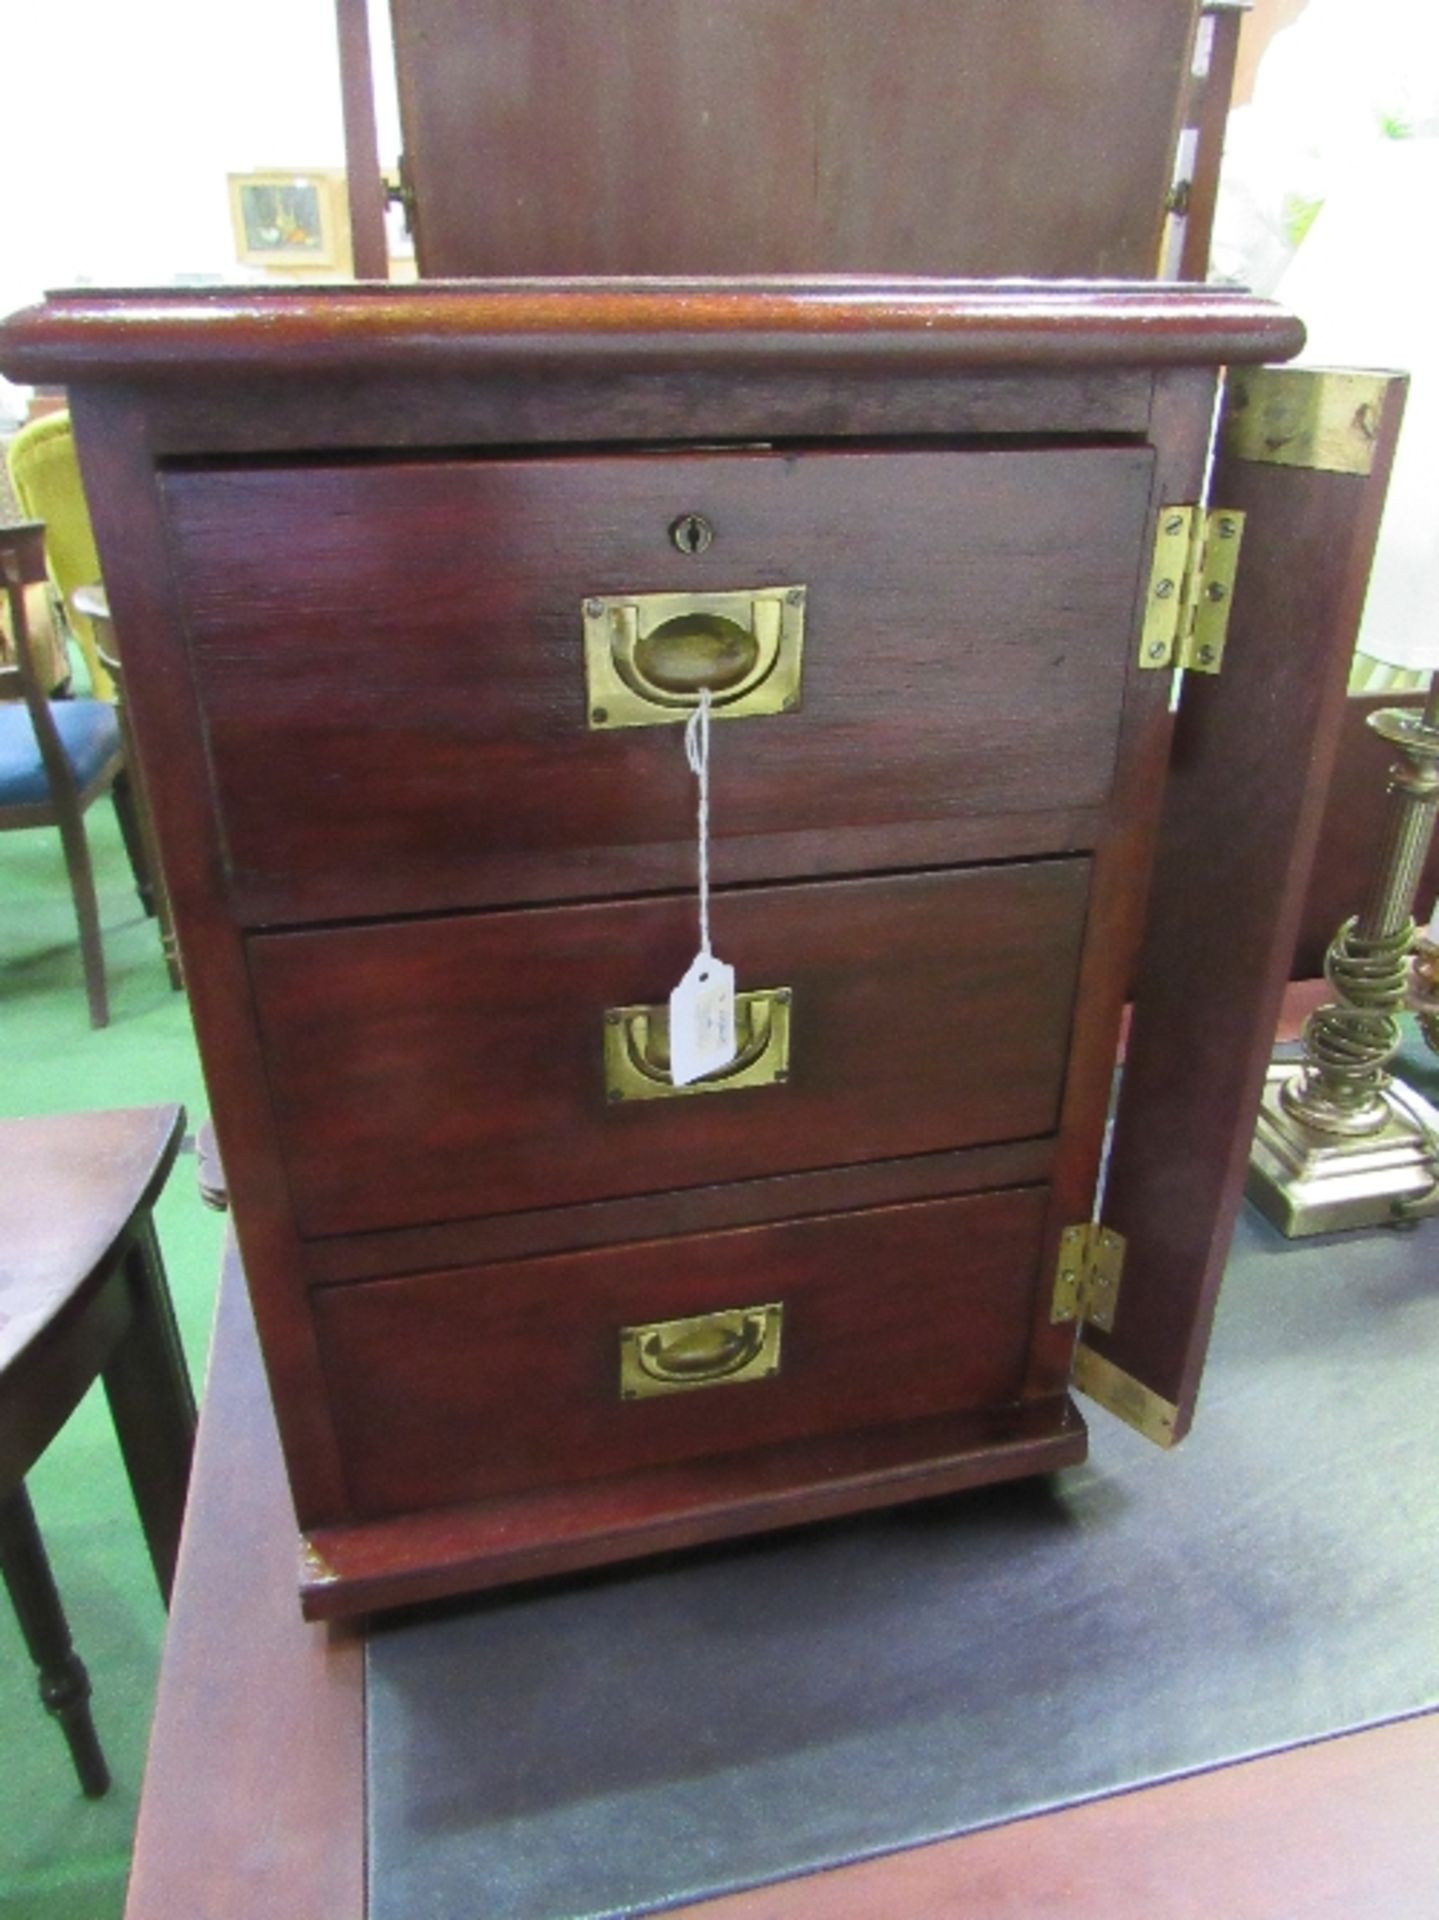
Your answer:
669,953 -> 737,1087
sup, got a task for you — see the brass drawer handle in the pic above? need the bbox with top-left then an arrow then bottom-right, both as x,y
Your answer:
620,1303 -> 784,1398
583,586 -> 805,729
604,988 -> 792,1102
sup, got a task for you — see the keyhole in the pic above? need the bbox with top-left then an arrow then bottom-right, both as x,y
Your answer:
670,513 -> 714,555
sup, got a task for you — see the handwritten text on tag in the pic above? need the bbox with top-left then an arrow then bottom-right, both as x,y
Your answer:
669,953 -> 737,1087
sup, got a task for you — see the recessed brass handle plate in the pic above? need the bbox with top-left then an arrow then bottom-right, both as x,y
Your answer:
620,1302 -> 784,1398
583,586 -> 805,728
604,987 -> 792,1102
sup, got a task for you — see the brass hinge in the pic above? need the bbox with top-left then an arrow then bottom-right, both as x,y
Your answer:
382,153 -> 417,236
1139,505 -> 1245,675
1050,1223 -> 1125,1331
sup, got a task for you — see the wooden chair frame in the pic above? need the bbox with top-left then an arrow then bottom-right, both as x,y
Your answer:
1,521 -> 143,1026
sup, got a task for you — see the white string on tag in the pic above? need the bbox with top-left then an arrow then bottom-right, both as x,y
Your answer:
670,687 -> 737,1086
684,687 -> 713,957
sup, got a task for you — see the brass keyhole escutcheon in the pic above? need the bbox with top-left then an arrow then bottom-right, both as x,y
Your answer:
634,613 -> 759,698
670,513 -> 714,555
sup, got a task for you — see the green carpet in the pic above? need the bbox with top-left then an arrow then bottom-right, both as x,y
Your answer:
0,796 -> 225,1920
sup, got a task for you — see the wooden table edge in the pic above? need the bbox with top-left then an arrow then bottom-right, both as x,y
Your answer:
125,1237 -> 365,1920
125,1192 -> 1438,1919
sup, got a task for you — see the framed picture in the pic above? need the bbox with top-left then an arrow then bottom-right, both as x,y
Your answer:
228,171 -> 343,268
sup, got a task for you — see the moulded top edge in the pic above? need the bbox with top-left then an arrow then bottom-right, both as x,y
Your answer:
0,277 -> 1305,386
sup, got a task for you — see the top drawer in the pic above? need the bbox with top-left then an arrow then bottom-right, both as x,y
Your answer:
165,443 -> 1155,925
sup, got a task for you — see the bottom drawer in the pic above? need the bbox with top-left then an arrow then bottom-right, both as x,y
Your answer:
313,1186 -> 1049,1520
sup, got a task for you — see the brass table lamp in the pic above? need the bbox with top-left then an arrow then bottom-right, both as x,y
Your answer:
1409,908 -> 1439,1054
1249,675 -> 1439,1234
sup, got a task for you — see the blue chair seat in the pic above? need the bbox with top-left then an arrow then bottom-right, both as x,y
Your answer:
0,699 -> 120,807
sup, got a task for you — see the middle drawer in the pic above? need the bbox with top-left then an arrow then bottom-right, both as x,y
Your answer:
251,859 -> 1089,1238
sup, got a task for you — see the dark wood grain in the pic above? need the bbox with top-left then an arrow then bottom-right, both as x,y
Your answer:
0,282 -> 1305,386
62,390 -> 354,1525
0,1105 -> 193,1602
0,1181 -> 184,1804
72,367 -> 1165,461
313,1188 -> 1049,1516
390,0 -> 1199,280
1,1485 -> 111,1795
124,1243 -> 365,1920
252,864 -> 1088,1234
302,1135 -> 1056,1283
334,0 -> 389,280
303,1398 -> 1083,1616
0,1106 -> 182,1377
168,445 -> 1152,923
1024,365 -> 1224,1406
1097,375 -> 1411,1430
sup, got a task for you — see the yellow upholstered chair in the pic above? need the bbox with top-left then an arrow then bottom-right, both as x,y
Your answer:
7,412 -> 114,700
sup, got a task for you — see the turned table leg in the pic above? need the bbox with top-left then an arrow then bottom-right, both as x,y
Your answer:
0,1485 -> 110,1797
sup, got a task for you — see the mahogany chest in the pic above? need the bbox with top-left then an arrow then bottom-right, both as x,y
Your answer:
3,281 -> 1376,1619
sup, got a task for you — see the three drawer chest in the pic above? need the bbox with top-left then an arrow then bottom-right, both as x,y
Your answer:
4,280 -> 1379,1619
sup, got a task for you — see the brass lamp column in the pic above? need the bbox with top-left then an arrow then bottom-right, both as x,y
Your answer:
1249,676 -> 1439,1234
1411,929 -> 1439,1053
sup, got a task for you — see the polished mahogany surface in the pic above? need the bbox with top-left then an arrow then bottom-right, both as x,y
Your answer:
252,863 -> 1087,1233
314,1188 -> 1049,1515
0,280 -> 1304,381
0,281 -> 1320,1615
0,1106 -> 182,1382
0,1106 -> 192,1585
1096,373 -> 1409,1427
164,446 -> 1150,923
388,0 -> 1200,281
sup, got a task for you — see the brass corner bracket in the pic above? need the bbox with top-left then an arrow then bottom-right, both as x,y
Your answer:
1222,366 -> 1398,477
1071,1345 -> 1179,1449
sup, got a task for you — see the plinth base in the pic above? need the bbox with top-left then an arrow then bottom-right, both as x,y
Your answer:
1246,1064 -> 1439,1235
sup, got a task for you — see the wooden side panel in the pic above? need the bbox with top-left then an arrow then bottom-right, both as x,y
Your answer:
314,1189 -> 1049,1515
391,0 -> 1198,278
1023,367 -> 1224,1408
165,445 -> 1156,923
251,862 -> 1089,1236
1094,372 -> 1410,1433
67,390 -> 353,1526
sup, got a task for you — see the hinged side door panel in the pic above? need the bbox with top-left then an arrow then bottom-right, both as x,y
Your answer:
1083,365 -> 1409,1443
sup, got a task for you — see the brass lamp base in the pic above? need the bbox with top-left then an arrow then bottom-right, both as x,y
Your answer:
1247,1063 -> 1439,1236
